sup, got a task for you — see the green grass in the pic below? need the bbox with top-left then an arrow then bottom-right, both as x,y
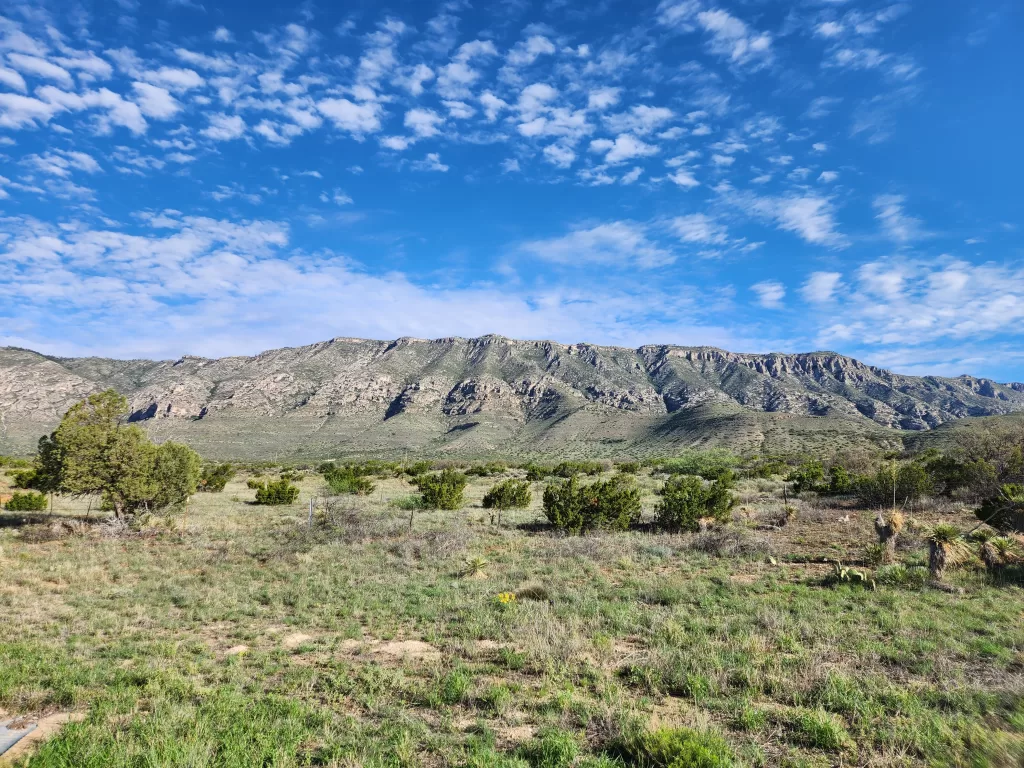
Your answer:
0,471 -> 1022,766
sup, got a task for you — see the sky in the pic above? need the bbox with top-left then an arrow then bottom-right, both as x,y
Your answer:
0,0 -> 1021,380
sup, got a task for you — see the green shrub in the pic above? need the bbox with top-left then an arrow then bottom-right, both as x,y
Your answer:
788,460 -> 826,494
616,461 -> 641,474
794,709 -> 855,752
524,464 -> 553,481
322,465 -> 376,496
745,459 -> 788,479
466,461 -> 507,477
553,460 -> 604,478
875,563 -> 929,588
253,479 -> 300,505
656,450 -> 740,481
542,475 -> 641,534
403,461 -> 434,477
483,479 -> 532,510
4,491 -> 48,511
199,463 -> 235,493
10,468 -> 42,489
417,469 -> 468,510
614,725 -> 734,768
246,478 -> 263,490
828,465 -> 853,495
654,475 -> 735,532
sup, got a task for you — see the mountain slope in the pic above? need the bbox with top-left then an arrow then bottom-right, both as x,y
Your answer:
1,335 -> 1022,459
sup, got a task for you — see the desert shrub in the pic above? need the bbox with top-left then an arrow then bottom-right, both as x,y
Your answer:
0,455 -> 32,468
322,465 -> 376,496
402,460 -> 433,477
483,478 -> 532,510
525,463 -> 554,481
857,462 -> 933,507
828,465 -> 853,495
745,458 -> 788,479
466,461 -> 507,477
10,468 -> 42,489
542,475 -> 641,534
253,479 -> 300,505
656,449 -> 740,481
976,484 -> 1024,533
553,460 -> 604,478
612,725 -> 734,768
788,460 -> 826,494
390,494 -> 427,511
925,425 -> 1024,501
616,461 -> 641,474
199,463 -> 235,492
4,491 -> 48,511
417,469 -> 468,510
654,475 -> 735,533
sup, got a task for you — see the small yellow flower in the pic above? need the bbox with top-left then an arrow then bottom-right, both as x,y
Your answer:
495,592 -> 517,605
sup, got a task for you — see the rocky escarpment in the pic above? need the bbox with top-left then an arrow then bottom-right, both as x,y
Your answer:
0,335 -> 1022,458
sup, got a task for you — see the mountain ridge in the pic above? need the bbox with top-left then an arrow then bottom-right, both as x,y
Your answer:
2,335 -> 1022,460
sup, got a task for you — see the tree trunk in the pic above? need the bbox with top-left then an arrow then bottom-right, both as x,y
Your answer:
929,541 -> 948,581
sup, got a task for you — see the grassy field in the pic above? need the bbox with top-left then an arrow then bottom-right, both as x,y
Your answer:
1,468 -> 1022,767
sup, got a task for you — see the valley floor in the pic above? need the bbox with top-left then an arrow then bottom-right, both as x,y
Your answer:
1,472 -> 1022,767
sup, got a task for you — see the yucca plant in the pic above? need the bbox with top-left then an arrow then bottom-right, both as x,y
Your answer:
980,536 -> 1021,573
873,508 -> 905,564
462,556 -> 489,579
927,523 -> 972,581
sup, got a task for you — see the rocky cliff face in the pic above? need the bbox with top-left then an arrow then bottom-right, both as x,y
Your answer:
1,335 -> 1022,459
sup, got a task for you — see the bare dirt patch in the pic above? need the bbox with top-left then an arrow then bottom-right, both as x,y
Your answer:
0,711 -> 85,765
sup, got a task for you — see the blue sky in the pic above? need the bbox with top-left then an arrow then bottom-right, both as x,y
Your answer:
0,0 -> 1021,380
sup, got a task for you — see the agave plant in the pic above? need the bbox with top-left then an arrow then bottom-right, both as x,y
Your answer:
873,508 -> 905,564
462,555 -> 489,579
927,523 -> 972,581
829,560 -> 875,590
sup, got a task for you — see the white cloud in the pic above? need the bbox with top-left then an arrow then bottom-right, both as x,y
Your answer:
668,170 -> 700,188
656,0 -> 701,30
818,171 -> 839,183
729,192 -> 847,247
752,280 -> 785,308
443,100 -> 474,119
812,142 -> 827,152
587,87 -> 621,111
320,188 -> 353,205
806,96 -> 842,119
604,105 -> 674,135
671,213 -> 727,244
815,22 -> 844,38
404,107 -> 443,137
801,271 -> 842,303
317,98 -> 383,137
395,63 -> 434,96
201,113 -> 246,141
620,167 -> 643,185
696,9 -> 773,69
213,27 -> 233,42
501,158 -> 520,173
479,91 -> 509,122
505,35 -> 556,67
132,82 -> 180,119
380,135 -> 414,151
437,39 -> 497,99
0,66 -> 27,91
873,194 -> 924,242
589,134 -> 659,165
411,152 -> 449,172
521,221 -> 674,268
6,53 -> 73,87
24,149 -> 102,177
142,66 -> 204,92
542,143 -> 576,168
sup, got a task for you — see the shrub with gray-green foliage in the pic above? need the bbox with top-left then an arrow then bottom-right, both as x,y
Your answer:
553,460 -> 604,478
542,474 -> 641,534
655,475 -> 735,532
483,478 -> 532,510
655,449 -> 740,481
199,463 -> 235,493
857,462 -> 932,507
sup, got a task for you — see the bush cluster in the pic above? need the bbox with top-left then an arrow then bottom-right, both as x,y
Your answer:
253,479 -> 300,505
654,449 -> 740,481
482,478 -> 532,510
655,475 -> 735,532
416,469 -> 468,510
465,461 -> 507,477
542,475 -> 641,534
553,460 -> 605,478
4,491 -> 48,511
198,463 -> 235,493
321,464 -> 376,496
